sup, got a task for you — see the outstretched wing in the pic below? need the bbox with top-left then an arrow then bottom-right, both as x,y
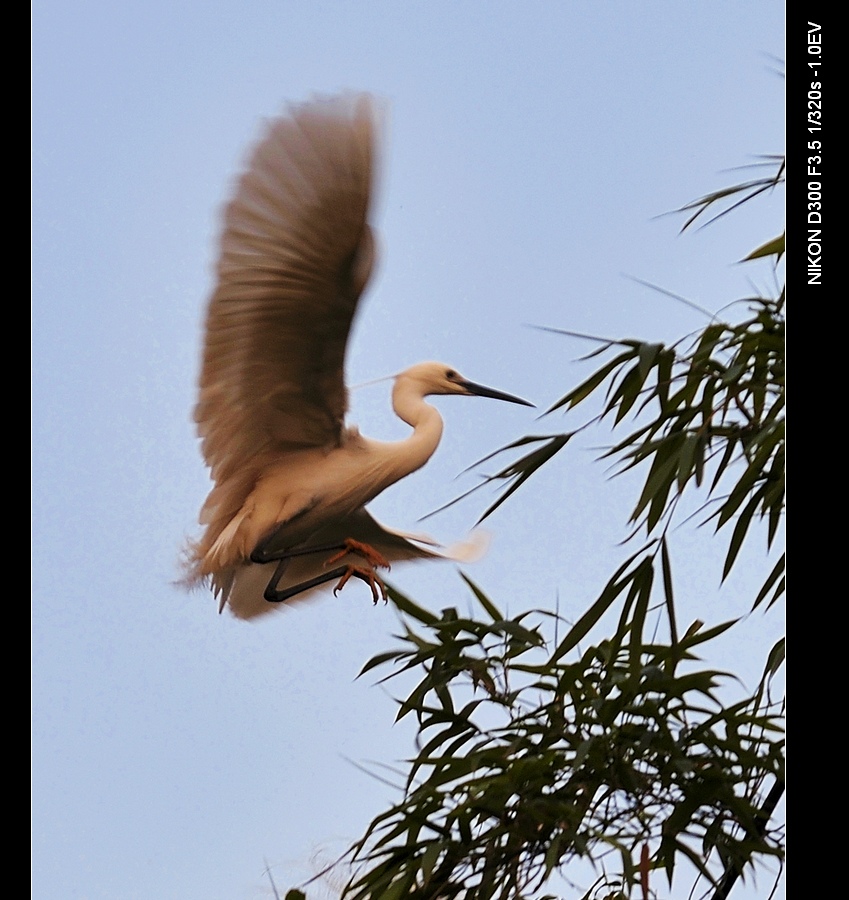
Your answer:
195,94 -> 377,491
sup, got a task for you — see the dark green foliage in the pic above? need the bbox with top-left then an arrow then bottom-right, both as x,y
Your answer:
345,588 -> 782,900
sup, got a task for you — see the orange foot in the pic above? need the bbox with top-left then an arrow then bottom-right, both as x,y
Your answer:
323,539 -> 391,571
333,565 -> 388,604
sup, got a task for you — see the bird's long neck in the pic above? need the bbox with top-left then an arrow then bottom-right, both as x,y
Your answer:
388,378 -> 444,480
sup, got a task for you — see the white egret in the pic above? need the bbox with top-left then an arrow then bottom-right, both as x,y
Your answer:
184,94 -> 532,619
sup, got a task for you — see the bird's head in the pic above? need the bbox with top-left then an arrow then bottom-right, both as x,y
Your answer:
396,362 -> 533,406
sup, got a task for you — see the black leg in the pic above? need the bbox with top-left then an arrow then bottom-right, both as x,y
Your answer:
263,565 -> 376,603
250,532 -> 389,605
263,556 -> 291,598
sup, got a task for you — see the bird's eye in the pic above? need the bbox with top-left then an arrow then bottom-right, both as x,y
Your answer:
445,369 -> 456,379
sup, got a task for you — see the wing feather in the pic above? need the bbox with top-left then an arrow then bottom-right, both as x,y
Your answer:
196,94 -> 376,479
193,94 -> 377,547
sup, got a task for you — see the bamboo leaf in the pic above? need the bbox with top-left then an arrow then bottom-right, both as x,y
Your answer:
552,548 -> 653,662
743,233 -> 785,261
660,537 -> 678,646
459,573 -> 503,622
722,489 -> 764,581
548,351 -> 636,412
387,586 -> 440,625
753,554 -> 785,611
763,637 -> 785,680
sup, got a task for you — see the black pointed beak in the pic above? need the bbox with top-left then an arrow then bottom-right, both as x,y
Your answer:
458,380 -> 534,407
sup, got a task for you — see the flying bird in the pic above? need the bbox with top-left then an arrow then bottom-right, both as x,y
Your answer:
184,94 -> 532,619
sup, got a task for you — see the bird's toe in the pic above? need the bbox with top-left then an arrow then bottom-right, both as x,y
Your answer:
324,538 -> 391,571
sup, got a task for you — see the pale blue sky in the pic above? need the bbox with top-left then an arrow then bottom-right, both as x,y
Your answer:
33,4 -> 784,898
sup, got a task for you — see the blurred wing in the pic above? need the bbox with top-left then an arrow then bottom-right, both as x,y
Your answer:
195,94 -> 378,489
